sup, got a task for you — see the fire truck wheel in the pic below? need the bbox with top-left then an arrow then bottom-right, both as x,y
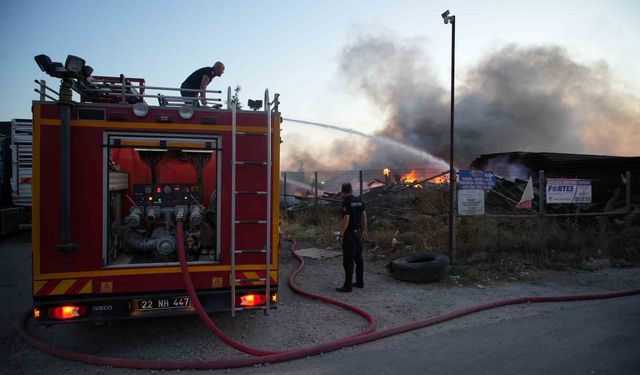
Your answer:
388,252 -> 450,283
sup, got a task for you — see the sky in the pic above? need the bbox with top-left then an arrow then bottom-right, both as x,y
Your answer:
1,0 -> 639,171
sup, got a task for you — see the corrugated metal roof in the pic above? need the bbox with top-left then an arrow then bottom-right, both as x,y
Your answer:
472,152 -> 640,176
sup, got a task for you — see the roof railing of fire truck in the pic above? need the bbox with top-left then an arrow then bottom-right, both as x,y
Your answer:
34,79 -> 279,113
34,80 -> 59,96
34,78 -> 224,107
34,80 -> 60,102
82,83 -> 223,106
93,91 -> 223,103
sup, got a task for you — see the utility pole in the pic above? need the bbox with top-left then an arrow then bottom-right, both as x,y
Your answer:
442,10 -> 456,260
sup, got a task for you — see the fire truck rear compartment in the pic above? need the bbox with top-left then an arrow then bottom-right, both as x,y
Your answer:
106,134 -> 220,266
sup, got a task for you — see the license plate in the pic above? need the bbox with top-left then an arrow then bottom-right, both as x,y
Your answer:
135,296 -> 191,311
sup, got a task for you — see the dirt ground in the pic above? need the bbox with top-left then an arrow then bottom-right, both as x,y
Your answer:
2,233 -> 640,374
280,240 -> 640,335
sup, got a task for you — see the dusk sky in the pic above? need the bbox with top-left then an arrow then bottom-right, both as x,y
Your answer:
2,0 -> 638,170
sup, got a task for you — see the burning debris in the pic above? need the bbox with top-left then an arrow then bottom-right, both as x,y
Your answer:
312,168 -> 449,205
383,168 -> 391,183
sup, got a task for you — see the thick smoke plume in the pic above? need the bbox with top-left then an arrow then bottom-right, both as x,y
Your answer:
336,35 -> 640,169
282,35 -> 639,173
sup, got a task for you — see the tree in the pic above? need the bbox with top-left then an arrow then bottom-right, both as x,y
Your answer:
232,85 -> 242,110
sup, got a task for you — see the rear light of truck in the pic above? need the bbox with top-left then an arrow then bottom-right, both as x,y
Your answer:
238,294 -> 265,307
237,293 -> 278,307
48,305 -> 87,320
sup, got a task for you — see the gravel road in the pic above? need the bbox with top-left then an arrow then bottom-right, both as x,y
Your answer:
1,232 -> 639,374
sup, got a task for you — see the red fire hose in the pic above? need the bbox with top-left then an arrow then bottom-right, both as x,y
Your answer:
174,220 -> 376,356
16,221 -> 640,370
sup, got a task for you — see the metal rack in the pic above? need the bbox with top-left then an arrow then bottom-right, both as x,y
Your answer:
10,119 -> 33,207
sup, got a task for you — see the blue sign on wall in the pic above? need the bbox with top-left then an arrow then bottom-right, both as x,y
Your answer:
458,170 -> 496,190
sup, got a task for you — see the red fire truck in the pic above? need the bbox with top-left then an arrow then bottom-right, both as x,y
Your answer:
31,54 -> 280,323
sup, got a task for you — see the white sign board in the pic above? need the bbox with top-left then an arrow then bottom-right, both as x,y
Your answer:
546,178 -> 592,204
458,189 -> 485,215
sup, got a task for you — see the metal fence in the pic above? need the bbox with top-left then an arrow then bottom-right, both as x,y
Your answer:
280,167 -> 448,219
281,168 -> 447,197
280,168 -> 638,261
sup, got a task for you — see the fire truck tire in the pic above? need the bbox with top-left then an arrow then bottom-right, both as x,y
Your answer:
389,252 -> 450,283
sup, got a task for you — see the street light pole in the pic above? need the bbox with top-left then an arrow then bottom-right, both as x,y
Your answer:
442,10 -> 456,261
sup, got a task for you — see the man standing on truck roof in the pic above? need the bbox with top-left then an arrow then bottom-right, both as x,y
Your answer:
336,182 -> 368,292
180,62 -> 225,106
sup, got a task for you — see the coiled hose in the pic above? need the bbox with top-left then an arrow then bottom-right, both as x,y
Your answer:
16,220 -> 640,369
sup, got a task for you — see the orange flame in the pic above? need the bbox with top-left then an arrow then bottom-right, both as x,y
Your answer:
399,170 -> 448,186
383,168 -> 390,177
431,175 -> 448,184
402,169 -> 419,182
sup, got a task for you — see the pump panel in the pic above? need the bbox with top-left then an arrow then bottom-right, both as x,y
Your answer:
133,183 -> 201,206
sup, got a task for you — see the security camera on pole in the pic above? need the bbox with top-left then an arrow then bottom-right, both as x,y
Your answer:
441,10 -> 456,261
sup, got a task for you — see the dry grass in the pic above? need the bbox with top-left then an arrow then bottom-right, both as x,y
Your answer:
280,189 -> 639,283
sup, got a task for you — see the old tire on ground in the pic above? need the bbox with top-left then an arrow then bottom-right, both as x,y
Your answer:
389,252 -> 451,283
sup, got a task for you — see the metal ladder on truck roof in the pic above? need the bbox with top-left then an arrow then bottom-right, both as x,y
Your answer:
230,88 -> 273,317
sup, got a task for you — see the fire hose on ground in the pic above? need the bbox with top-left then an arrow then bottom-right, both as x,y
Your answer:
16,219 -> 640,370
174,220 -> 376,357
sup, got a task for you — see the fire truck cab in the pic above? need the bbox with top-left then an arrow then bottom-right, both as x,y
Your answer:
31,55 -> 280,323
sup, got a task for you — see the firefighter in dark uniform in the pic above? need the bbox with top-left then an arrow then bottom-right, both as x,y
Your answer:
180,61 -> 225,106
337,183 -> 368,292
